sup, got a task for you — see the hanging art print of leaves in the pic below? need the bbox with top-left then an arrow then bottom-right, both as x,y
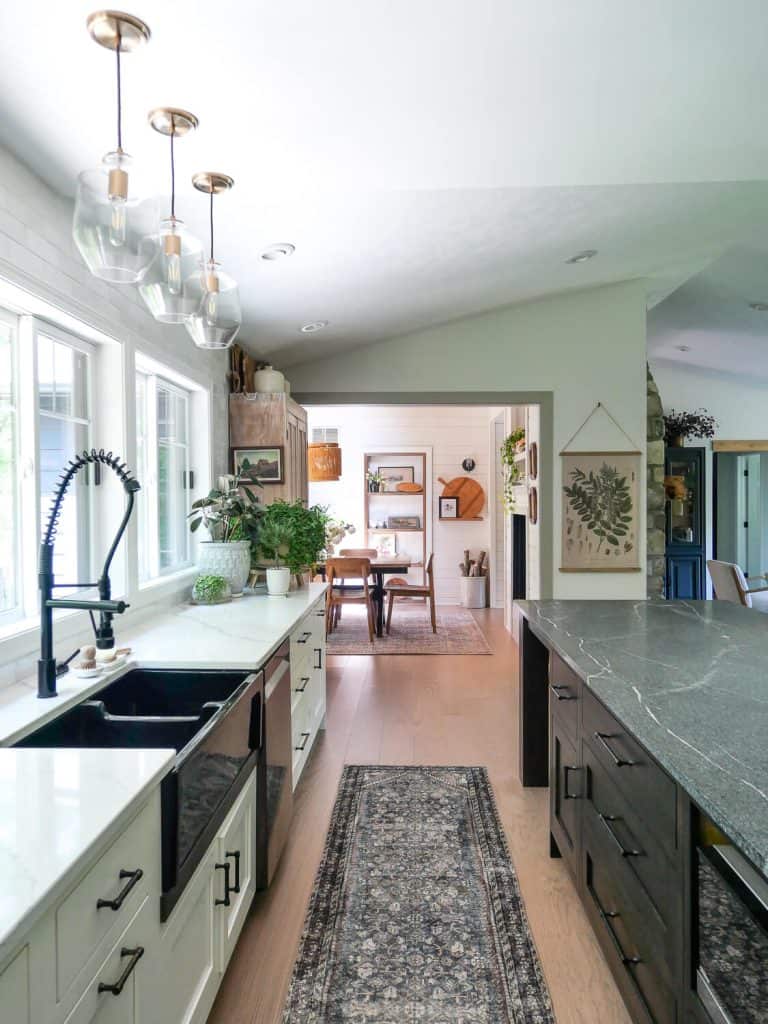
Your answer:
561,452 -> 641,572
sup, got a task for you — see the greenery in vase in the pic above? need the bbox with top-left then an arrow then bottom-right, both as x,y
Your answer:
257,519 -> 292,569
257,500 -> 330,576
500,428 -> 526,511
324,518 -> 356,555
663,409 -> 717,443
563,463 -> 633,554
187,459 -> 263,554
192,574 -> 231,604
366,469 -> 384,491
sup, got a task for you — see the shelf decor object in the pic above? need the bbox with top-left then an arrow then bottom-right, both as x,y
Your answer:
439,496 -> 459,519
138,107 -> 203,323
73,11 -> 159,283
364,451 -> 428,584
309,442 -> 342,481
184,172 -> 242,350
437,475 -> 485,520
560,402 -> 641,573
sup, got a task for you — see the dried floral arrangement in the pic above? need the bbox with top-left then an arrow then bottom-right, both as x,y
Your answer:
663,409 -> 717,443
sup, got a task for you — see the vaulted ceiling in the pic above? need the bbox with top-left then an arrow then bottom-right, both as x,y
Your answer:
1,1 -> 768,365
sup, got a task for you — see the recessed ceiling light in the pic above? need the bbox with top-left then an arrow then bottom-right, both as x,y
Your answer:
300,320 -> 329,333
261,243 -> 295,261
749,301 -> 768,312
676,345 -> 691,352
566,249 -> 598,264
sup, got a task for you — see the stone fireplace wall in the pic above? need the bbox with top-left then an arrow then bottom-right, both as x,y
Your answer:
647,365 -> 666,597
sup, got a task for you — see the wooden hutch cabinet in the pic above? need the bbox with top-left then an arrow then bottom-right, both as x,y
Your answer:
229,393 -> 308,505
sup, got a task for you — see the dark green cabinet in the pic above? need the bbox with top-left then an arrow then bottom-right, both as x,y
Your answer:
665,447 -> 705,599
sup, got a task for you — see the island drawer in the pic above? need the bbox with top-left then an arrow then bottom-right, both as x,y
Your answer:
582,688 -> 677,859
582,813 -> 678,1024
548,652 -> 581,742
583,742 -> 680,962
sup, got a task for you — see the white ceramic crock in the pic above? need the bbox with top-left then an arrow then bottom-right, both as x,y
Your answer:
197,540 -> 251,596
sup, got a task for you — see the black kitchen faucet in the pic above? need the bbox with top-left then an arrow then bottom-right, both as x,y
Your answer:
38,449 -> 140,699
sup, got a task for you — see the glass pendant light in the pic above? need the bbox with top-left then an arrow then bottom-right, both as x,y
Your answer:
72,11 -> 158,284
184,173 -> 242,350
138,108 -> 203,322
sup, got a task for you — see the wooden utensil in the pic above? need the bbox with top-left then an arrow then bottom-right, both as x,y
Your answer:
437,476 -> 485,520
396,482 -> 423,493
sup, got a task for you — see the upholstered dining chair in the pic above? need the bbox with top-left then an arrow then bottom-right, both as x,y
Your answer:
707,559 -> 768,613
384,553 -> 436,634
325,557 -> 376,641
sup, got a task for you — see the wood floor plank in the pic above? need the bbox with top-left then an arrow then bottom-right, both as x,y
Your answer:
207,608 -> 632,1024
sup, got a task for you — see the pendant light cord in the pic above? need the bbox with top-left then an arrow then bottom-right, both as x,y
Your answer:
115,38 -> 123,151
169,130 -> 176,219
209,190 -> 215,262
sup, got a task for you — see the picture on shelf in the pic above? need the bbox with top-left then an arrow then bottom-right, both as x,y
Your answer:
233,446 -> 283,483
375,532 -> 398,556
439,496 -> 459,519
377,465 -> 415,492
388,515 -> 421,529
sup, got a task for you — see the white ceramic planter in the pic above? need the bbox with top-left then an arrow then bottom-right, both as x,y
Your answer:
197,540 -> 251,596
266,567 -> 291,597
460,575 -> 486,609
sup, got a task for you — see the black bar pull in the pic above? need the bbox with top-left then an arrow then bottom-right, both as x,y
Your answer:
314,647 -> 323,671
98,946 -> 144,995
225,850 -> 241,893
550,684 -> 576,701
294,676 -> 310,693
215,861 -> 231,906
97,868 -> 143,910
593,731 -> 636,767
563,765 -> 581,799
295,731 -> 310,752
598,813 -> 641,857
296,631 -> 312,644
596,905 -> 642,966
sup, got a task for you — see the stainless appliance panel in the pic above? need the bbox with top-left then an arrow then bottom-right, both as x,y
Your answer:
257,640 -> 293,888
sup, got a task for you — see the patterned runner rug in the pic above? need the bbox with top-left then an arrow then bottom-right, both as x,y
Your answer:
283,766 -> 554,1023
326,605 -> 492,655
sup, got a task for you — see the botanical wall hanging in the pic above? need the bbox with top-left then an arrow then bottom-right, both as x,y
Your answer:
560,403 -> 641,573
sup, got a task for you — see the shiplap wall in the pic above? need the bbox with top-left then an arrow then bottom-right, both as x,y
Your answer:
307,405 -> 504,604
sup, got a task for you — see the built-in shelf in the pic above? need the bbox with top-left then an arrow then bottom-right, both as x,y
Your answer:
439,517 -> 484,522
368,527 -> 424,533
365,450 -> 428,585
368,491 -> 423,496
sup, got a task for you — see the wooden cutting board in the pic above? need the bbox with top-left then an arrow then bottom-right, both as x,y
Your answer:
438,476 -> 485,520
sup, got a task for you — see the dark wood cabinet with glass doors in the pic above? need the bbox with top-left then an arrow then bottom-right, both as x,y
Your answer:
665,447 -> 705,599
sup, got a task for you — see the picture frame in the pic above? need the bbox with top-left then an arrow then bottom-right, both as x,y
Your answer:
439,496 -> 459,519
232,446 -> 284,484
388,515 -> 421,530
378,465 -> 415,493
376,532 -> 398,556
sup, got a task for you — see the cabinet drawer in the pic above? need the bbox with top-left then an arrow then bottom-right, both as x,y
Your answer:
548,652 -> 581,742
582,688 -> 677,858
583,815 -> 678,1024
583,741 -> 679,940
0,946 -> 30,1024
56,795 -> 159,1003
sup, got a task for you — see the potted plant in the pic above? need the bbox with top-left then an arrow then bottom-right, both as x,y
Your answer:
258,500 -> 330,585
663,409 -> 717,447
187,460 -> 263,596
366,469 -> 384,493
500,429 -> 526,511
191,574 -> 232,604
257,519 -> 292,596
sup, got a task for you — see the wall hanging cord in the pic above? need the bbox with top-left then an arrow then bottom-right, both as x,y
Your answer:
560,401 -> 640,454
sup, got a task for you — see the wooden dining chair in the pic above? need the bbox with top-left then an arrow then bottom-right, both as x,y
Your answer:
385,553 -> 436,634
331,548 -> 378,627
326,557 -> 376,641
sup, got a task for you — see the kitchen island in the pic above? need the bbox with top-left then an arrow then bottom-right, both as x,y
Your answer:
516,599 -> 768,1024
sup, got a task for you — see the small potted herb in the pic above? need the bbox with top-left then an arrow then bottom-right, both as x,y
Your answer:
258,519 -> 292,596
191,574 -> 232,605
663,409 -> 717,447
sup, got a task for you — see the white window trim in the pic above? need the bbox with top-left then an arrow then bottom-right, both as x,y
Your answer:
0,308 -> 20,628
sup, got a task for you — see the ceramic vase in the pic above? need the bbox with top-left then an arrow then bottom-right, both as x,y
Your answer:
197,540 -> 251,597
266,567 -> 291,596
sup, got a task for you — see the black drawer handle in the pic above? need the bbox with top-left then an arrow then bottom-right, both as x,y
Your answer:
294,676 -> 310,693
550,684 -> 576,701
594,731 -> 636,767
96,868 -> 143,911
563,765 -> 581,799
314,647 -> 323,670
98,946 -> 144,995
595,902 -> 642,967
215,861 -> 231,906
296,631 -> 312,644
225,850 -> 241,893
598,813 -> 641,857
295,731 -> 310,752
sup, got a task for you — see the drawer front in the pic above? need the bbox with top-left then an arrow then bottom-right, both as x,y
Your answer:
549,716 -> 581,881
0,946 -> 30,1024
582,815 -> 678,1024
582,688 -> 677,858
583,741 -> 679,943
548,652 -> 581,743
64,896 -> 153,1024
56,795 -> 159,1003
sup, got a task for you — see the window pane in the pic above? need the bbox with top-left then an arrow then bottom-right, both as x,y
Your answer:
0,322 -> 16,612
37,335 -> 54,412
39,416 -> 91,587
158,440 -> 187,570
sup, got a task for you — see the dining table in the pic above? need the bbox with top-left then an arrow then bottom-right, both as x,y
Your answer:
317,555 -> 412,637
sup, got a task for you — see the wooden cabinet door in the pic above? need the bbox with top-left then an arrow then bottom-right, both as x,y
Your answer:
550,715 -> 582,882
216,773 -> 256,972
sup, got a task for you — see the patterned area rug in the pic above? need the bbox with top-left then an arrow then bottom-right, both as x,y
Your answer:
326,605 -> 492,655
283,766 -> 554,1023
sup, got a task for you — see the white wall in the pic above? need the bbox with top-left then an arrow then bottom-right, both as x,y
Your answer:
293,280 -> 648,600
307,405 -> 502,603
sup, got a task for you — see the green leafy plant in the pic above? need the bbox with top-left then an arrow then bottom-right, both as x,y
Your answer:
663,408 -> 717,443
500,428 -> 526,511
257,519 -> 291,569
188,460 -> 263,550
192,574 -> 230,603
564,463 -> 633,554
257,500 -> 330,576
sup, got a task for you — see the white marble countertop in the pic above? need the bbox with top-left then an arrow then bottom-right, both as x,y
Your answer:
0,747 -> 174,966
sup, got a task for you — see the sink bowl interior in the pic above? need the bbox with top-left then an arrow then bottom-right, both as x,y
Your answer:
90,668 -> 252,717
16,701 -> 198,751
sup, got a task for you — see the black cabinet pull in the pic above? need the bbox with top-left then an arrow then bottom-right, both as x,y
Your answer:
594,731 -> 636,767
96,868 -> 143,911
594,902 -> 642,967
225,850 -> 241,893
314,647 -> 323,670
215,861 -> 231,906
294,677 -> 310,693
296,631 -> 312,644
598,813 -> 641,857
563,765 -> 581,799
295,731 -> 310,752
550,684 -> 576,701
97,946 -> 144,995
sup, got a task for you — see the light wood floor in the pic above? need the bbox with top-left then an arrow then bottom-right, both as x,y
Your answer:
208,608 -> 632,1024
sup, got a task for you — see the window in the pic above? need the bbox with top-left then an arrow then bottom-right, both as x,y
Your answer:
136,365 -> 192,582
0,313 -> 18,618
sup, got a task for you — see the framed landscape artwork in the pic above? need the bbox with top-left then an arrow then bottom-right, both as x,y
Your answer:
233,447 -> 284,483
561,451 -> 641,572
378,466 -> 415,493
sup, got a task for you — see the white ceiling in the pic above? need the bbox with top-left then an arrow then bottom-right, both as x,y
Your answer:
2,1 -> 768,364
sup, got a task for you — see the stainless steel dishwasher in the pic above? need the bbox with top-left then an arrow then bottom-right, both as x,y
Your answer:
256,640 -> 293,888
